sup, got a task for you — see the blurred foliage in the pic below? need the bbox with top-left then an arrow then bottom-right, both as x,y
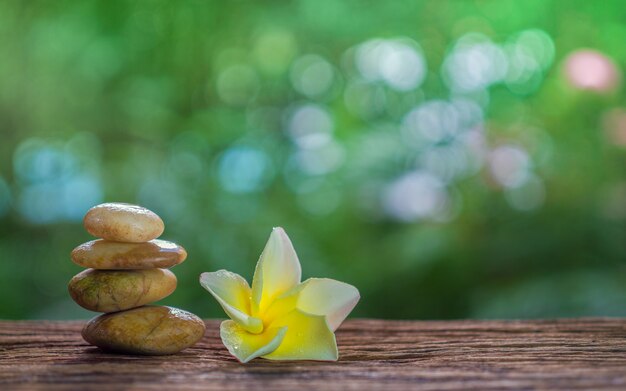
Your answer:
0,0 -> 625,320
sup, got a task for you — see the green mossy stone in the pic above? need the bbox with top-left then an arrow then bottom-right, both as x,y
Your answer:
82,306 -> 206,355
68,269 -> 176,313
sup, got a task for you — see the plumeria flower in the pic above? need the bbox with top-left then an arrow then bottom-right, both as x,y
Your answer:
200,227 -> 360,363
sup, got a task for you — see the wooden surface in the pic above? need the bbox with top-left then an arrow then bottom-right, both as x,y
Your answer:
1,318 -> 625,390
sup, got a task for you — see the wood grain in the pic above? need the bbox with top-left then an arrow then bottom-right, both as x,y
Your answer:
1,319 -> 625,390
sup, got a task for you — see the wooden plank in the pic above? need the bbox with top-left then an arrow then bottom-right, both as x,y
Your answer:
0,319 -> 625,390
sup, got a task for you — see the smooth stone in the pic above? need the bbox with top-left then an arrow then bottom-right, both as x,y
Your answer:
71,239 -> 187,270
68,269 -> 176,313
84,203 -> 164,243
82,306 -> 206,355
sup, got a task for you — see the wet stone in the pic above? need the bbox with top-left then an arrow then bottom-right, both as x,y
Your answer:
82,306 -> 206,355
71,239 -> 187,270
68,269 -> 177,313
84,203 -> 164,243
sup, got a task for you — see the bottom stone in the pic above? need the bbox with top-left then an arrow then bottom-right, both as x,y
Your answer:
82,306 -> 206,355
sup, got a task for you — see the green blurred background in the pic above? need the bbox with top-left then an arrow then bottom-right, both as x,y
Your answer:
1,0 -> 625,320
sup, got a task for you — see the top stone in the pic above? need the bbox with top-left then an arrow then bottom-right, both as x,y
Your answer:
84,203 -> 164,243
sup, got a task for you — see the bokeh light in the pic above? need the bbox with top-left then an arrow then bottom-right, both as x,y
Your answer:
1,1 -> 625,322
503,29 -> 554,94
564,49 -> 621,92
13,137 -> 102,224
253,29 -> 297,75
443,33 -> 507,93
216,65 -> 260,106
287,104 -> 334,149
290,55 -> 335,98
217,146 -> 273,193
383,171 -> 448,222
488,145 -> 531,189
355,38 -> 427,91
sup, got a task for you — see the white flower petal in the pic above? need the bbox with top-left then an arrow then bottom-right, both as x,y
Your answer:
251,227 -> 302,316
296,278 -> 360,331
200,271 -> 263,333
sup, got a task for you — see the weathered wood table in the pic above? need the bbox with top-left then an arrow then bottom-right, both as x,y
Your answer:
1,318 -> 625,390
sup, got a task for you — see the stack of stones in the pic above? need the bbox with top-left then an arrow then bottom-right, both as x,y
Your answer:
68,202 -> 205,355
